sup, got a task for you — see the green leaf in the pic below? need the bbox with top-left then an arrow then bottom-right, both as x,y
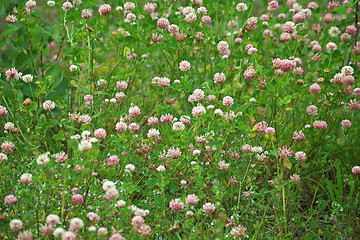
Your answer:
324,57 -> 330,67
0,24 -> 20,37
50,71 -> 64,90
15,52 -> 28,69
284,158 -> 292,169
47,78 -> 69,100
310,220 -> 318,229
53,131 -> 65,141
278,95 -> 292,106
332,6 -> 347,14
21,83 -> 37,97
2,85 -> 15,100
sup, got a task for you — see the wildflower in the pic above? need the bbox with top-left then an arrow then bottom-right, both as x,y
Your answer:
268,1 -> 279,11
180,115 -> 191,125
115,122 -> 127,131
191,89 -> 205,101
290,174 -> 301,183
157,165 -> 166,172
179,60 -> 191,71
62,2 -> 72,11
167,147 -> 181,159
280,33 -> 291,41
193,149 -> 201,155
110,234 -> 126,240
97,227 -> 107,235
144,3 -> 156,13
99,4 -> 111,15
202,15 -> 211,24
0,105 -> 7,117
69,218 -> 84,231
78,139 -> 92,151
235,38 -> 242,44
160,114 -> 173,123
169,198 -> 184,211
0,153 -> 7,162
40,224 -> 54,236
69,65 -> 78,72
157,18 -> 169,29
53,228 -> 65,237
20,173 -> 33,184
22,74 -> 33,83
223,96 -> 234,106
147,128 -> 160,138
6,68 -> 22,80
192,106 -> 206,117
265,127 -> 275,134
105,188 -> 118,200
313,120 -> 328,130
124,2 -> 135,11
180,180 -> 187,186
46,214 -> 60,225
17,231 -> 32,240
128,123 -> 139,131
295,151 -> 306,161
115,92 -> 126,100
132,216 -> 144,228
244,68 -> 255,79
6,15 -> 17,24
129,106 -> 140,116
10,219 -> 23,230
72,194 -> 84,204
203,203 -> 215,213
186,211 -> 194,216
236,3 -> 247,12
53,152 -> 68,164
107,155 -> 119,167
43,100 -> 55,110
218,161 -> 230,170
329,27 -> 340,37
125,164 -> 135,172
147,116 -> 158,125
306,105 -> 318,115
328,1 -> 340,10
352,166 -> 360,174
279,146 -> 292,158
36,153 -> 50,165
173,122 -> 185,131
347,99 -> 360,110
230,225 -> 247,238
309,83 -> 321,94
116,200 -> 126,208
341,120 -> 351,128
94,128 -> 106,139
114,82 -> 127,91
4,122 -> 14,130
185,12 -> 197,22
197,7 -> 207,14
293,130 -> 306,141
326,42 -> 337,50
82,9 -> 92,18
257,121 -> 268,133
47,1 -> 55,7
282,21 -> 296,33
5,194 -> 17,204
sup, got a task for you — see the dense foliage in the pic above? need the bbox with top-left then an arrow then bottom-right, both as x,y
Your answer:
1,0 -> 360,239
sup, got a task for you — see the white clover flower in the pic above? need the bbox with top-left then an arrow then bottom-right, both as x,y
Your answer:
156,165 -> 166,172
47,0 -> 55,7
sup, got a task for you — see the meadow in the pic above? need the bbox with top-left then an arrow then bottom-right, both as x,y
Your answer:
1,0 -> 360,239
